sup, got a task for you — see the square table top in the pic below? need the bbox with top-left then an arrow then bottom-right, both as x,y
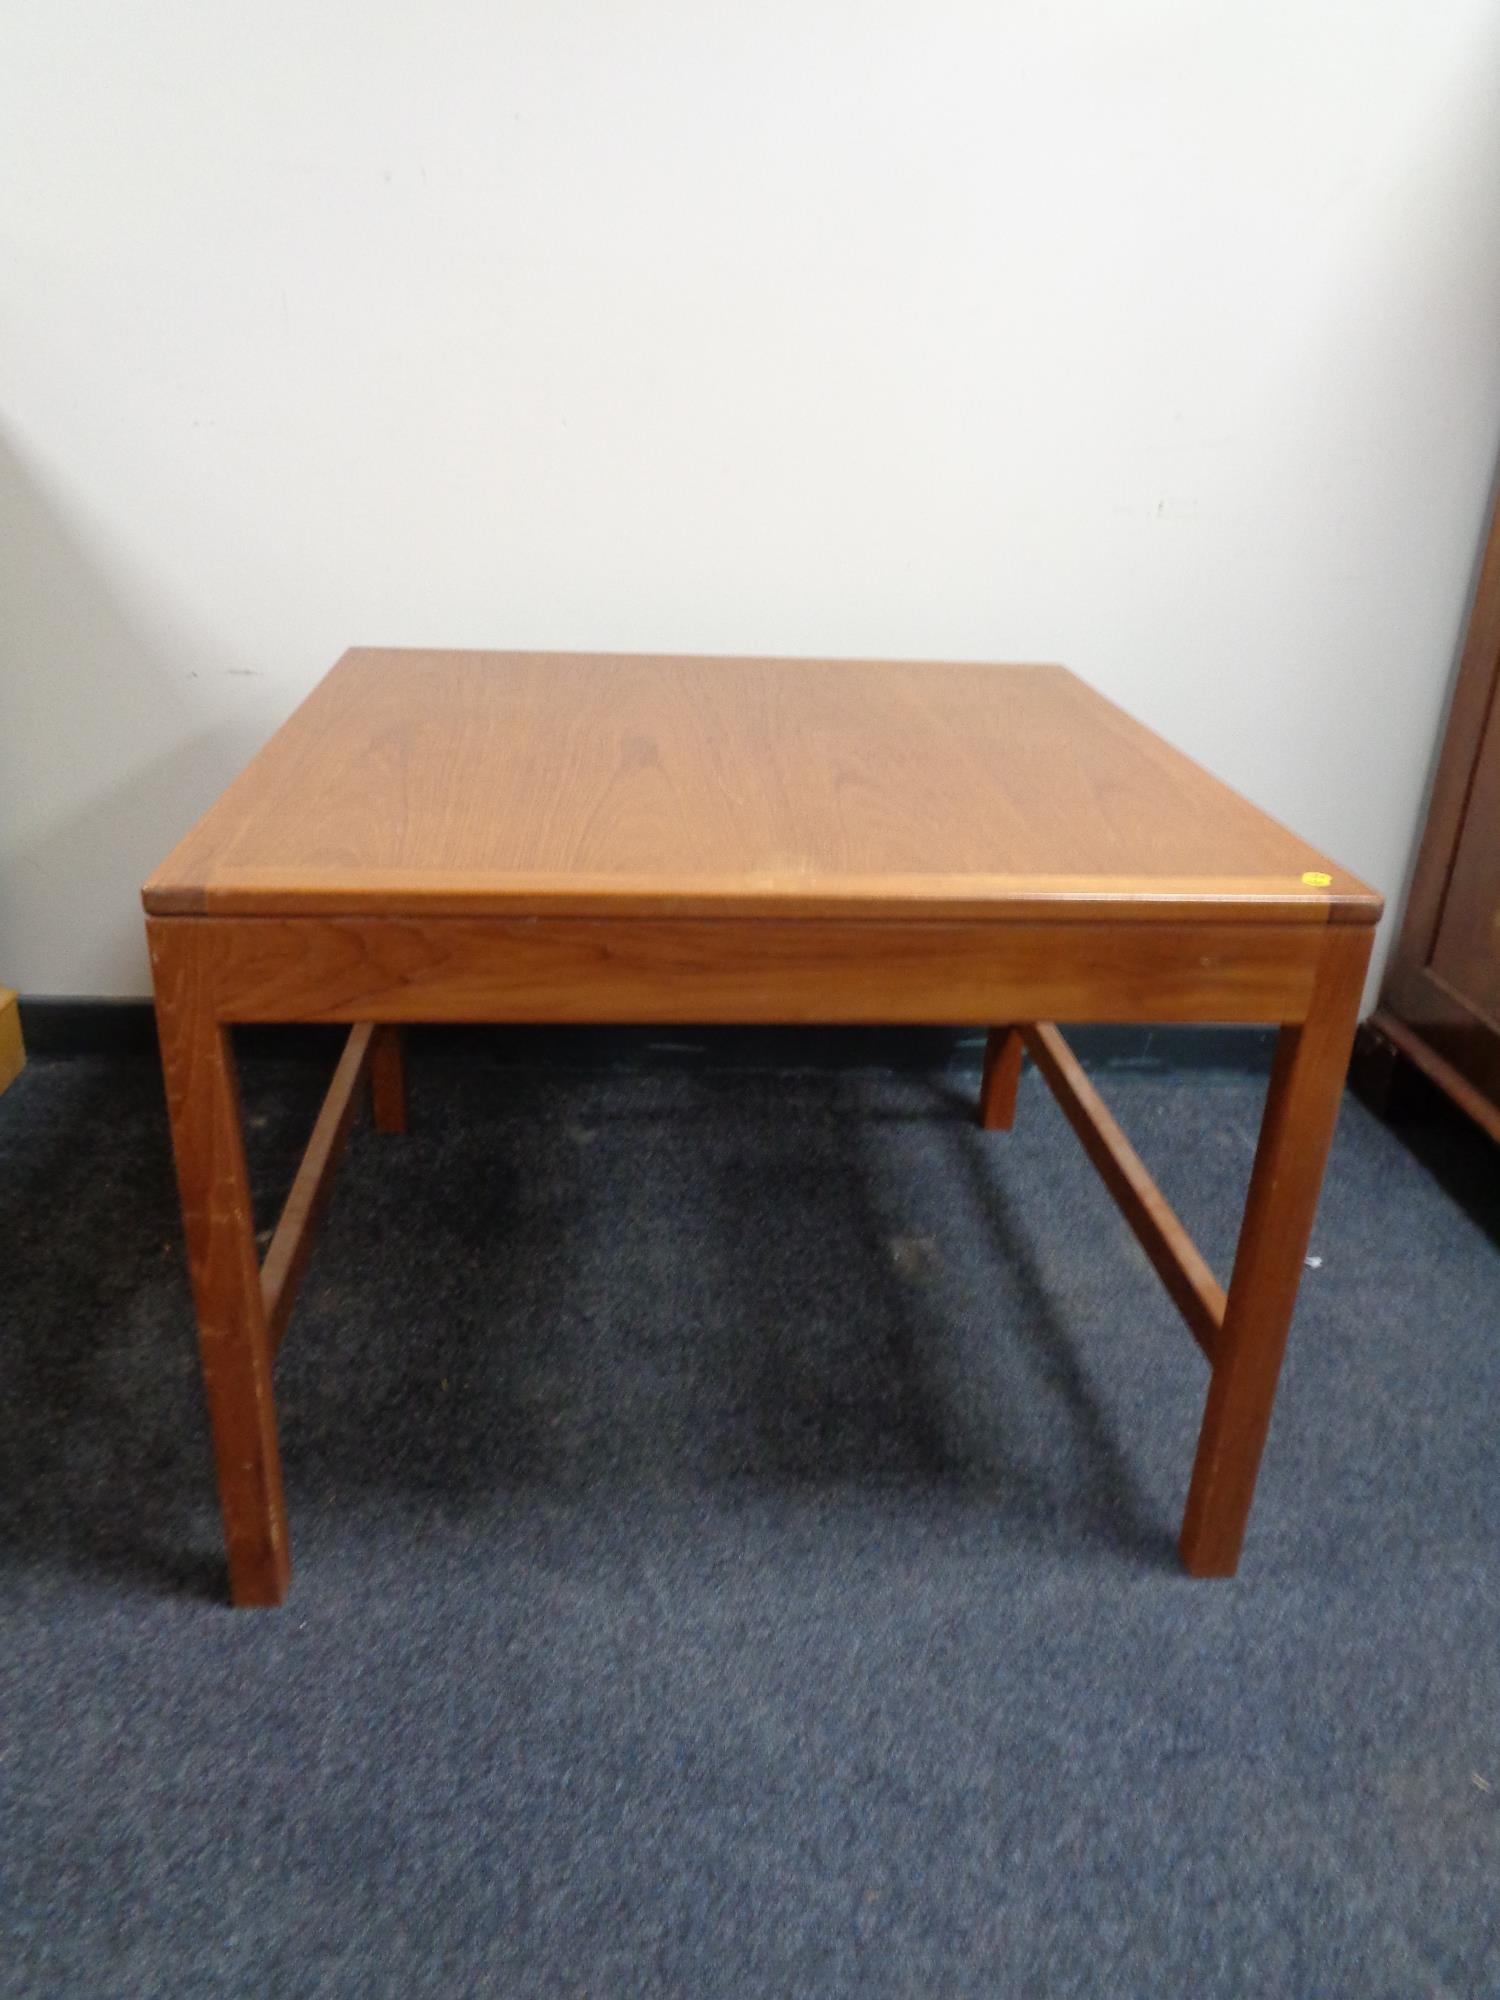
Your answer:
143,650 -> 1381,927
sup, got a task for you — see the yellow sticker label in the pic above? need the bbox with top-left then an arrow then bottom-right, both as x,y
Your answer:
1300,871 -> 1332,887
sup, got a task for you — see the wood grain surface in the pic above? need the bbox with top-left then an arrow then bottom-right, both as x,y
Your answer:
1179,922 -> 1374,1574
144,914 -> 1330,1026
143,652 -> 1381,927
142,652 -> 1383,1598
149,921 -> 290,1605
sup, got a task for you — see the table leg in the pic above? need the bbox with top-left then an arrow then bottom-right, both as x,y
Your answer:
978,1026 -> 1025,1130
150,926 -> 290,1606
370,1024 -> 407,1134
1179,925 -> 1371,1576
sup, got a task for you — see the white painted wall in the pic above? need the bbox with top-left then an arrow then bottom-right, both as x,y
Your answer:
4,1 -> 1500,1004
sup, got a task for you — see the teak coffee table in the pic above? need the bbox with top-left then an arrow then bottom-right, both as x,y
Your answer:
144,650 -> 1382,1606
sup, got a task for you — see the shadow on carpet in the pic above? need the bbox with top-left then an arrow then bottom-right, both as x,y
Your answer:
1,1047 -> 1496,1996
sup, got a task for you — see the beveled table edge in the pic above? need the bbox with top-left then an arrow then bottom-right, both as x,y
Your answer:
141,872 -> 1384,926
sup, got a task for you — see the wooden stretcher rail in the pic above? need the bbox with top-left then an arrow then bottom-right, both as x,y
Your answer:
1022,1023 -> 1227,1362
261,1022 -> 375,1356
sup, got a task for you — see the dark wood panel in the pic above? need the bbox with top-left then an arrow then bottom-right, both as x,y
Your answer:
1378,469 -> 1500,1136
1429,676 -> 1500,1025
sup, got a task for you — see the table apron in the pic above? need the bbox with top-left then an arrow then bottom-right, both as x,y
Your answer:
147,914 -> 1331,1026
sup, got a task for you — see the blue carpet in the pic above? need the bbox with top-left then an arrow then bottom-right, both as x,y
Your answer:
1,1040 -> 1497,1996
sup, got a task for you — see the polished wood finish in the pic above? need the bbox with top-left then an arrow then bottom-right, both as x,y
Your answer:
369,1024 -> 407,1135
977,1027 -> 1024,1131
261,1023 -> 375,1356
1376,478 -> 1500,1137
1021,1023 -> 1226,1363
144,913 -> 1331,1028
149,922 -> 289,1606
143,651 -> 1381,1603
144,652 -> 1379,926
1180,923 -> 1373,1575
